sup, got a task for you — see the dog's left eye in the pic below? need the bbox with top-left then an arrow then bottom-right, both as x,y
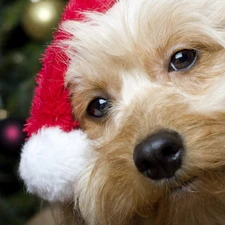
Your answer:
87,98 -> 110,118
169,49 -> 197,72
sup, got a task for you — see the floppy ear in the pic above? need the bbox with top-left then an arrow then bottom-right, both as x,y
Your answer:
19,0 -> 116,202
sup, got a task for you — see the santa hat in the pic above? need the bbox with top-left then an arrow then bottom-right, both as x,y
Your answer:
19,0 -> 116,202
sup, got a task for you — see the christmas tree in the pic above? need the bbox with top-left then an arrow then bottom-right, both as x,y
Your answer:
0,0 -> 67,224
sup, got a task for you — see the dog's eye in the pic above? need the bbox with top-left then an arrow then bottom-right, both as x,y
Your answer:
87,98 -> 109,118
169,49 -> 197,71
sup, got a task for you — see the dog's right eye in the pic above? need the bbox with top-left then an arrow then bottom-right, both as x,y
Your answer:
169,49 -> 197,72
87,98 -> 110,118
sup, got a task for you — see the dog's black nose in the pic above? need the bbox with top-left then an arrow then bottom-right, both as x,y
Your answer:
133,131 -> 183,180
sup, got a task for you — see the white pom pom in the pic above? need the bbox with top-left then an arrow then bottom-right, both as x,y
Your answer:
19,127 -> 93,202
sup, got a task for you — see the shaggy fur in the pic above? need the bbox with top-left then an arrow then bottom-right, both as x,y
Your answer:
58,0 -> 225,224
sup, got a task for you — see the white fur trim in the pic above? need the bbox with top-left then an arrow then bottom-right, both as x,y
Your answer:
19,127 -> 93,202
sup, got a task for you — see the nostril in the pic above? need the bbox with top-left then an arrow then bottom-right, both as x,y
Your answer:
133,130 -> 183,180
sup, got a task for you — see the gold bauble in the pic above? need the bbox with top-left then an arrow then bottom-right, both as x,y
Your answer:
22,0 -> 65,41
0,109 -> 8,120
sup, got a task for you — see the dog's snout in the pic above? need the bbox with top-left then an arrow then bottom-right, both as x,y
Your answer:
133,131 -> 183,180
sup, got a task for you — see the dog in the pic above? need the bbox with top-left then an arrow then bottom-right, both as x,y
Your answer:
28,0 -> 225,224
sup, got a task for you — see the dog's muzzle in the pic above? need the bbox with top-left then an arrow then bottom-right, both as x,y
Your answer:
133,130 -> 183,180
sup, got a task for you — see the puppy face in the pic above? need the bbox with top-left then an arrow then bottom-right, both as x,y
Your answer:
63,0 -> 225,224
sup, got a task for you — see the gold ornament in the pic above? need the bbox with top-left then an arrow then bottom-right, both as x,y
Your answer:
0,109 -> 8,120
22,0 -> 65,41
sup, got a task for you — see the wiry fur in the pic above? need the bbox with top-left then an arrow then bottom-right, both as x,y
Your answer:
60,0 -> 225,224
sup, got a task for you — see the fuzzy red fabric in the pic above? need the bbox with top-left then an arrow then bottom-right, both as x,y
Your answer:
25,0 -> 116,137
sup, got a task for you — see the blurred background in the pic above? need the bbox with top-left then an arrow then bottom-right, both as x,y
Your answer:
0,0 -> 67,224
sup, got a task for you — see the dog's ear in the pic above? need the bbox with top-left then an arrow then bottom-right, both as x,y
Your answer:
19,0 -> 116,203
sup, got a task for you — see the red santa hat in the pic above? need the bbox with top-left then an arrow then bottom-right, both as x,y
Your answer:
19,0 -> 116,202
